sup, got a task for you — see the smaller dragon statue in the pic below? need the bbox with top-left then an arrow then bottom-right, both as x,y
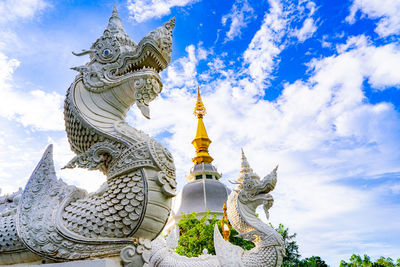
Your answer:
147,149 -> 285,267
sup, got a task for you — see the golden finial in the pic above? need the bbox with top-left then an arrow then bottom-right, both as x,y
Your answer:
194,86 -> 206,118
192,86 -> 213,164
221,202 -> 231,241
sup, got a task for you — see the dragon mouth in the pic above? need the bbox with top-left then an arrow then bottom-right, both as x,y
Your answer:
115,44 -> 168,77
253,173 -> 276,202
253,191 -> 270,202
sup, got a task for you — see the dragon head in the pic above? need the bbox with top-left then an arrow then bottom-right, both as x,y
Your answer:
71,6 -> 175,118
233,149 -> 278,219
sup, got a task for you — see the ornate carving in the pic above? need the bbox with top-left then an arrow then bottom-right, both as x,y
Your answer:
92,30 -> 121,64
155,171 -> 176,197
63,140 -> 121,170
134,78 -> 162,118
108,142 -> 154,179
149,139 -> 175,179
143,18 -> 175,62
121,238 -> 152,267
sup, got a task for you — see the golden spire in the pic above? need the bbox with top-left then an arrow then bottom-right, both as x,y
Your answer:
194,86 -> 206,118
192,86 -> 213,164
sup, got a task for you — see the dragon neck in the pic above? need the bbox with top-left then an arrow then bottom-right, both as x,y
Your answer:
74,78 -> 134,134
228,191 -> 277,246
227,191 -> 257,234
65,77 -> 140,155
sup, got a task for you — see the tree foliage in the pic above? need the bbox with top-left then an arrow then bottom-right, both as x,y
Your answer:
272,224 -> 328,267
298,256 -> 329,267
340,254 -> 400,267
273,223 -> 301,266
175,211 -> 254,257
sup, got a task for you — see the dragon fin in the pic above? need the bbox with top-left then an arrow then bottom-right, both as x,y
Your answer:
165,226 -> 179,249
214,224 -> 244,267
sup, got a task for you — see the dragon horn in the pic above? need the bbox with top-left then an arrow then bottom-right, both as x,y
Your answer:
262,165 -> 278,192
72,49 -> 95,56
274,164 -> 279,172
70,66 -> 88,73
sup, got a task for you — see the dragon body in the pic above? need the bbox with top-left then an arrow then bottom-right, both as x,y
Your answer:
0,7 -> 176,266
148,151 -> 285,267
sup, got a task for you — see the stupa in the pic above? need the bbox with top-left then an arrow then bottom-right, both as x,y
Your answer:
165,87 -> 230,231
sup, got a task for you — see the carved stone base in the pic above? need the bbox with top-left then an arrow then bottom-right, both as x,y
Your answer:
5,257 -> 122,267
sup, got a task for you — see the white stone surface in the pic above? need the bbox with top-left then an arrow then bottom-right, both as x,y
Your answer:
8,257 -> 121,267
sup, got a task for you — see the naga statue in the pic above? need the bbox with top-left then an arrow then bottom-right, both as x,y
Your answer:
148,150 -> 285,267
0,6 -> 176,266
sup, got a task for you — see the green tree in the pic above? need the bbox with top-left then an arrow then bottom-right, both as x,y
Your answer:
376,256 -> 395,267
340,254 -> 399,267
175,211 -> 254,257
272,224 -> 301,266
298,256 -> 328,267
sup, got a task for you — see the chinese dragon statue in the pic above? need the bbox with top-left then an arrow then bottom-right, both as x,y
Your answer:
0,6 -> 176,266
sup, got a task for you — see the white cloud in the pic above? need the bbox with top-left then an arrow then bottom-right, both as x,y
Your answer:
0,52 -> 64,131
0,0 -> 48,24
0,0 -> 63,131
239,0 -> 320,89
127,0 -> 197,23
293,17 -> 317,42
346,0 -> 400,37
334,35 -> 400,90
221,0 -> 255,42
288,0 -> 318,42
162,43 -> 210,90
242,0 -> 287,91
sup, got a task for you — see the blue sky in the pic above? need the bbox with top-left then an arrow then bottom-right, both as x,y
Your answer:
0,0 -> 400,265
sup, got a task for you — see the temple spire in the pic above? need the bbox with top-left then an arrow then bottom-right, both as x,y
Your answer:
192,87 -> 213,164
194,86 -> 206,118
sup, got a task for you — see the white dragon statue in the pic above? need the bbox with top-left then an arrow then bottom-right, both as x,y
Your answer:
147,150 -> 285,267
0,6 -> 176,266
0,6 -> 284,267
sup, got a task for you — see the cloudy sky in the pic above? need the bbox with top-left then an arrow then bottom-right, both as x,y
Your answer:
0,0 -> 399,265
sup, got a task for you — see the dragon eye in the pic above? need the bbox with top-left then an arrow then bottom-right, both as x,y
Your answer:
103,49 -> 111,56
